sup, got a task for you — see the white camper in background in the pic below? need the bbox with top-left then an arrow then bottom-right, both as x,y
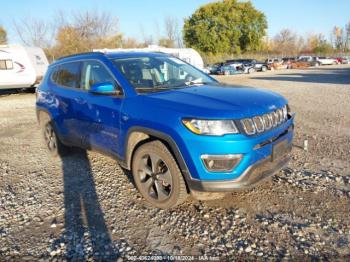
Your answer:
0,45 -> 49,90
93,45 -> 205,70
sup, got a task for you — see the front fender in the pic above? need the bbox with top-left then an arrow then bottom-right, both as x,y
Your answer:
123,125 -> 193,185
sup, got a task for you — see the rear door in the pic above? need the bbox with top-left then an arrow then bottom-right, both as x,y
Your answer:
76,60 -> 123,156
50,61 -> 83,145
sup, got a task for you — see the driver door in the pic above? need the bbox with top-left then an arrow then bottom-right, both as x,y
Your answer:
76,60 -> 123,156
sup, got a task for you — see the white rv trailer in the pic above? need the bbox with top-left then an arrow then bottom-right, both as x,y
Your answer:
0,45 -> 49,90
93,45 -> 205,70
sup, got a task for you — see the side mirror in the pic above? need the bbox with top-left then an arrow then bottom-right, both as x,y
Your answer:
89,82 -> 122,96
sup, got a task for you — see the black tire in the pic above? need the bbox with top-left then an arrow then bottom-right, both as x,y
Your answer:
26,87 -> 36,93
132,140 -> 188,209
41,119 -> 69,157
248,68 -> 255,74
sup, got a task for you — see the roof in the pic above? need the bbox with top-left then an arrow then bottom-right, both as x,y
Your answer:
106,51 -> 168,59
51,51 -> 169,66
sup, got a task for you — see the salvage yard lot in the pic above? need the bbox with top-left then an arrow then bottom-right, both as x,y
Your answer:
0,65 -> 350,260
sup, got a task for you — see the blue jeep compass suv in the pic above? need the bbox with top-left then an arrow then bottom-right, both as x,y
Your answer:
36,52 -> 294,208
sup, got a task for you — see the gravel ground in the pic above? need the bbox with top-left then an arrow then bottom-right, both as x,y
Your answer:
0,65 -> 349,261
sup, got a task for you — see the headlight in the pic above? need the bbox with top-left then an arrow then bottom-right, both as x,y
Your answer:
182,119 -> 239,136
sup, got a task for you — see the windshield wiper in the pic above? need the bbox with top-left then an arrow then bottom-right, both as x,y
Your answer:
152,83 -> 189,89
185,81 -> 211,86
135,87 -> 170,93
136,81 -> 213,93
136,87 -> 169,90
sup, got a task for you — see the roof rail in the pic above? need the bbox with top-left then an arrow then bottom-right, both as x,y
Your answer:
56,51 -> 105,61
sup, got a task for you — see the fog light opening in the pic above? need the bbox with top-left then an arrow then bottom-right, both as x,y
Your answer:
201,154 -> 242,172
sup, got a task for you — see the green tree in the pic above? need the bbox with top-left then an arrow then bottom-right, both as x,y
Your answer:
0,26 -> 7,44
307,33 -> 333,54
183,0 -> 267,54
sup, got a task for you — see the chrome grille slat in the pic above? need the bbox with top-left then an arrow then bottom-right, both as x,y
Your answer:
272,111 -> 278,127
262,114 -> 272,130
240,105 -> 288,136
241,118 -> 255,135
253,116 -> 264,133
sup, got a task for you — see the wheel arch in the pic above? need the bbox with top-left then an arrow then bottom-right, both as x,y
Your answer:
125,127 -> 192,192
36,108 -> 53,125
36,108 -> 66,144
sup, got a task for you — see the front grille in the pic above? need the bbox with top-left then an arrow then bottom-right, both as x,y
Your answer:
240,105 -> 288,136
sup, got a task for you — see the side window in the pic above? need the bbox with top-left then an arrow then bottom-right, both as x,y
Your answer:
56,62 -> 80,88
0,59 -> 13,70
50,67 -> 59,83
80,61 -> 116,90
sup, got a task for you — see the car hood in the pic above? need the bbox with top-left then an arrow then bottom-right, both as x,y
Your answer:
141,85 -> 287,119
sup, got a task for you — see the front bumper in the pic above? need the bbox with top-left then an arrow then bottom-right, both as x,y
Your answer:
187,148 -> 291,192
179,116 -> 294,192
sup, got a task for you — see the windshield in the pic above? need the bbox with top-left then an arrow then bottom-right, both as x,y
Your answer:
111,55 -> 216,92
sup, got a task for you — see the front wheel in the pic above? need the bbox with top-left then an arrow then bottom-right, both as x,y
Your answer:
132,141 -> 188,209
261,66 -> 267,72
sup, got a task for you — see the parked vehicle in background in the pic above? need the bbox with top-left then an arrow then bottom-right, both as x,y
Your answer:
239,59 -> 268,72
217,65 -> 242,75
317,57 -> 337,65
334,57 -> 343,64
36,51 -> 294,209
342,57 -> 350,64
206,63 -> 224,75
266,58 -> 282,65
225,59 -> 243,70
335,57 -> 350,64
226,59 -> 267,73
282,57 -> 298,69
298,56 -> 338,66
0,45 -> 49,90
297,56 -> 313,62
240,63 -> 257,74
266,58 -> 286,70
297,56 -> 320,67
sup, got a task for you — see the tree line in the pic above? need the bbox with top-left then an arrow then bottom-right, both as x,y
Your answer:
0,0 -> 349,63
0,10 -> 182,61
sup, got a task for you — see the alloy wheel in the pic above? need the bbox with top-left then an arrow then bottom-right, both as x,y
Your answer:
137,153 -> 173,201
44,124 -> 57,152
